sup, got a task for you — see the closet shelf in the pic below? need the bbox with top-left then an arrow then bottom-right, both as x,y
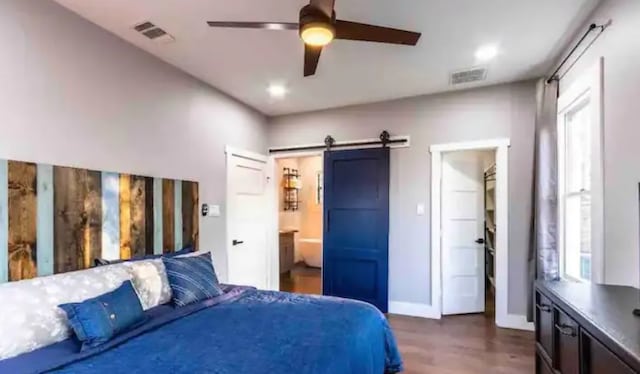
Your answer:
484,162 -> 497,293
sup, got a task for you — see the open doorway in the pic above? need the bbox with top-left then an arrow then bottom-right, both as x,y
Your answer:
276,155 -> 323,295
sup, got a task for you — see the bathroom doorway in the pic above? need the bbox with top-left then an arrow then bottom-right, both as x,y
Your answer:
275,155 -> 323,295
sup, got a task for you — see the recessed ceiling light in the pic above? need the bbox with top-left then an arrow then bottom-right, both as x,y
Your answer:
475,44 -> 499,62
267,83 -> 288,98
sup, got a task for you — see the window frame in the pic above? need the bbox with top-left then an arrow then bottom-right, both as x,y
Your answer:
556,58 -> 604,284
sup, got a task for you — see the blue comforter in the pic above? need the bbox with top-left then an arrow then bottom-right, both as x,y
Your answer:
3,287 -> 403,374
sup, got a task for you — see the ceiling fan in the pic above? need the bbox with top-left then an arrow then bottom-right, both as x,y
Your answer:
207,0 -> 421,77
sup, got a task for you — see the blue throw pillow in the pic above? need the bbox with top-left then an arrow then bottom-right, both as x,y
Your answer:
93,245 -> 195,267
162,253 -> 223,307
59,281 -> 147,350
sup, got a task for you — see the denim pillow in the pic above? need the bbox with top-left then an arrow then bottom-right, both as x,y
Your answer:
162,253 -> 223,307
93,245 -> 195,267
59,281 -> 147,350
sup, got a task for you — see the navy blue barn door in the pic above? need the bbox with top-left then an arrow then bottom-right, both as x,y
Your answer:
323,148 -> 389,312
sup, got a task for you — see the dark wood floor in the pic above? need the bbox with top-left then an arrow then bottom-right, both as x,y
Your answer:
280,263 -> 322,295
280,266 -> 534,373
390,314 -> 534,373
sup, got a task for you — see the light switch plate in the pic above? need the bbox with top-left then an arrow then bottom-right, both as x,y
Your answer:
416,203 -> 425,216
202,203 -> 221,217
209,205 -> 221,217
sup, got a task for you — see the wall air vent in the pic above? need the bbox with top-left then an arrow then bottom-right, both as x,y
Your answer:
450,67 -> 488,85
133,21 -> 175,44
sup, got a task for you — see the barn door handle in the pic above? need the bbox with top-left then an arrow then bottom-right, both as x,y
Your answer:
326,211 -> 330,232
232,240 -> 244,246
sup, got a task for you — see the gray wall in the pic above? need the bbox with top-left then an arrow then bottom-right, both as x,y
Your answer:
558,0 -> 640,287
268,81 -> 537,315
0,0 -> 268,281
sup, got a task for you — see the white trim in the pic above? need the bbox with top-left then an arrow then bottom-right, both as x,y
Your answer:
269,135 -> 411,154
269,149 -> 325,159
430,150 -> 443,319
497,314 -> 535,331
556,58 -> 605,284
430,138 -> 510,153
225,146 -> 268,163
430,138 -> 512,327
265,155 -> 278,291
388,301 -> 441,319
495,144 -> 510,326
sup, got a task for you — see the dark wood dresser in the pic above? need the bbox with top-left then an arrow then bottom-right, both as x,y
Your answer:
536,280 -> 640,373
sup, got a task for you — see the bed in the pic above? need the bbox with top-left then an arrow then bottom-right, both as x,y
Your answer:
1,285 -> 403,374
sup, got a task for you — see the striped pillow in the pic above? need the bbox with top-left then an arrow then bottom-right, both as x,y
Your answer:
162,254 -> 223,307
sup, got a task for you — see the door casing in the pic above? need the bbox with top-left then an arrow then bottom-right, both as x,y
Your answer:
429,138 -> 528,330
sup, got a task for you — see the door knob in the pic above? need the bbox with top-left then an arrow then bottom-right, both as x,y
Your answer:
475,238 -> 485,244
232,240 -> 244,246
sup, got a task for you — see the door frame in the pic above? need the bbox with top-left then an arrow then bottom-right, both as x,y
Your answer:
225,146 -> 274,289
430,138 -> 525,329
267,150 -> 325,291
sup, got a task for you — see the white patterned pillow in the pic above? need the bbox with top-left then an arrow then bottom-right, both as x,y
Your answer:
0,264 -> 132,360
123,259 -> 172,310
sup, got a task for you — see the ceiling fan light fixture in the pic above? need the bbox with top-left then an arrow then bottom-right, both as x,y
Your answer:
300,22 -> 335,47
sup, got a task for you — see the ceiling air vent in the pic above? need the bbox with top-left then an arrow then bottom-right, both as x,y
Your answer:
133,21 -> 175,44
450,67 -> 488,85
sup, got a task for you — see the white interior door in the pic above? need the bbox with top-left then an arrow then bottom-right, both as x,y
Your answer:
442,151 -> 485,315
227,149 -> 270,290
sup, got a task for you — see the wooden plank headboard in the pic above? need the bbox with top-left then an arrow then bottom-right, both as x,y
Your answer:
0,159 -> 199,283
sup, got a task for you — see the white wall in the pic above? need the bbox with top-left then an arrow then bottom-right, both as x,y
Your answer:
0,0 -> 268,281
268,81 -> 536,315
558,0 -> 640,287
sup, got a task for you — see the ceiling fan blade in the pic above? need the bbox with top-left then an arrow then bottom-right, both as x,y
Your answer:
310,0 -> 336,18
304,45 -> 323,77
335,20 -> 421,45
206,21 -> 299,30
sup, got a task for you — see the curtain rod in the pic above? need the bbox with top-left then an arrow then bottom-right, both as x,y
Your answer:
546,23 -> 607,84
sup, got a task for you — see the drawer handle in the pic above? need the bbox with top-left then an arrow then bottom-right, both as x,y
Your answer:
555,323 -> 577,337
536,303 -> 551,313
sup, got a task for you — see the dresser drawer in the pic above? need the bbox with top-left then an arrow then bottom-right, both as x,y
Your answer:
535,291 -> 554,363
582,330 -> 635,374
554,307 -> 580,374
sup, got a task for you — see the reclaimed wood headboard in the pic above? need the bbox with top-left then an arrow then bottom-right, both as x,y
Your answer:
0,159 -> 199,283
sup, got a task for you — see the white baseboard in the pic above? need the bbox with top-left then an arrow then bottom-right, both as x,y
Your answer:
496,313 -> 535,331
388,301 -> 441,319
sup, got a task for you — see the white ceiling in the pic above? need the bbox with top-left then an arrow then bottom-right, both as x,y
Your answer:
54,0 -> 598,116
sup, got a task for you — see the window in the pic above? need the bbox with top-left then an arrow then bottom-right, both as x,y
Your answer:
557,59 -> 603,283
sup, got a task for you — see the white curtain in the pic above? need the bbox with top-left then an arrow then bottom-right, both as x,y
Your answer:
527,78 -> 560,321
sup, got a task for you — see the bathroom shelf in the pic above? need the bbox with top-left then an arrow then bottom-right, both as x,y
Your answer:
283,167 -> 301,211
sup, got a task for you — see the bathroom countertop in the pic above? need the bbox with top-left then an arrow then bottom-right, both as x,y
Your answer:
279,229 -> 298,235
